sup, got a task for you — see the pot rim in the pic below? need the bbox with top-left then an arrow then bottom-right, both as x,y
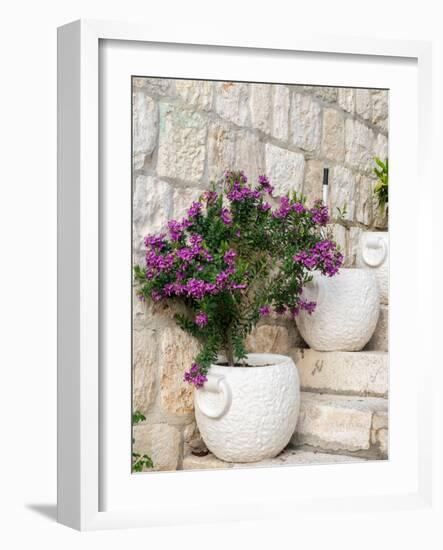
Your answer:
212,352 -> 293,370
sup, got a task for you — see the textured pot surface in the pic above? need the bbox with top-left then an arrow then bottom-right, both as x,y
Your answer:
356,231 -> 389,304
195,353 -> 300,463
295,268 -> 380,351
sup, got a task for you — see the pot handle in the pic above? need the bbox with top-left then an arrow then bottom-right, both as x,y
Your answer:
196,374 -> 232,419
362,236 -> 387,267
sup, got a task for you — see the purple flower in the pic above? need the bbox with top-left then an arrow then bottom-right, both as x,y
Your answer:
151,290 -> 163,302
195,311 -> 209,327
188,201 -> 202,218
310,201 -> 329,225
183,362 -> 208,389
204,190 -> 218,204
261,202 -> 271,212
144,234 -> 166,250
292,202 -> 306,214
259,305 -> 271,316
293,239 -> 343,276
258,175 -> 274,194
220,207 -> 233,225
224,249 -> 236,265
272,196 -> 292,219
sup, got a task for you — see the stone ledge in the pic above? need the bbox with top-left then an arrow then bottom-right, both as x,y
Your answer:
292,392 -> 388,458
290,348 -> 388,397
182,447 -> 367,470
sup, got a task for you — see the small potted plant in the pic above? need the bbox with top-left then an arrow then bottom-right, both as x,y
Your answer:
134,171 -> 343,463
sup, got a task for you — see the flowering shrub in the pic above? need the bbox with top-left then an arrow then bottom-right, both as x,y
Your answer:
134,171 -> 343,388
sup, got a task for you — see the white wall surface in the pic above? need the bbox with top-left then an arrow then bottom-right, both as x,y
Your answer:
0,1 -> 442,548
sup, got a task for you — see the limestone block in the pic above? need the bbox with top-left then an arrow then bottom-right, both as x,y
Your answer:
157,104 -> 207,184
233,448 -> 366,468
133,423 -> 181,471
371,411 -> 388,457
249,83 -> 272,133
373,132 -> 388,162
133,327 -> 158,414
329,165 -> 356,221
214,81 -> 249,126
160,327 -> 201,416
355,174 -> 374,226
290,349 -> 388,397
264,143 -> 305,196
328,223 -> 347,259
234,130 -> 264,185
372,90 -> 389,134
321,108 -> 345,162
290,93 -> 322,152
207,120 -> 236,181
172,187 -> 203,221
303,160 -> 323,203
245,325 -> 290,354
132,77 -> 174,96
365,305 -> 388,351
132,176 -> 174,265
345,118 -> 374,173
175,79 -> 213,110
272,85 -> 290,141
355,89 -> 372,121
183,453 -> 227,470
301,86 -> 338,103
346,226 -> 362,267
132,91 -> 158,170
337,88 -> 355,113
292,392 -> 388,453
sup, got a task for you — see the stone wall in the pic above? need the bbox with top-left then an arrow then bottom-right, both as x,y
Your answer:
132,77 -> 389,471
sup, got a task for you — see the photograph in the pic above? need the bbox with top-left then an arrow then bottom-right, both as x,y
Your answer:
131,77 -> 389,473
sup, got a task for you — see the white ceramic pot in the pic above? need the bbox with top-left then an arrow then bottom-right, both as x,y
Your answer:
356,231 -> 389,304
195,353 -> 300,463
295,268 -> 380,351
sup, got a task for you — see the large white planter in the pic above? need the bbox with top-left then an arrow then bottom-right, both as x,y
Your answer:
356,231 -> 389,304
295,268 -> 380,351
195,353 -> 300,463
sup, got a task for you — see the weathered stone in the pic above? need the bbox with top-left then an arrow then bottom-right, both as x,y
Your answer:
301,86 -> 337,103
355,174 -> 374,226
337,88 -> 355,113
157,104 -> 206,183
172,187 -> 203,221
183,422 -> 207,456
373,132 -> 388,162
265,143 -> 305,196
175,79 -> 213,110
328,223 -> 347,258
365,305 -> 388,351
249,83 -> 272,133
345,118 -> 374,173
183,453 -> 227,470
372,90 -> 389,133
133,327 -> 158,415
234,130 -> 264,185
245,325 -> 290,354
346,226 -> 362,267
292,392 -> 388,453
290,93 -> 321,152
329,165 -> 356,221
207,120 -> 236,181
132,176 -> 173,264
233,448 -> 366,468
132,92 -> 158,170
133,77 -> 174,96
290,349 -> 388,397
214,81 -> 249,126
160,327 -> 201,416
321,108 -> 345,162
355,89 -> 372,121
303,160 -> 323,202
371,411 -> 388,457
133,423 -> 181,471
272,85 -> 290,141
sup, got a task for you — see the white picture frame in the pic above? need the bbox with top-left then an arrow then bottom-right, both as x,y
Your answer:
57,19 -> 434,531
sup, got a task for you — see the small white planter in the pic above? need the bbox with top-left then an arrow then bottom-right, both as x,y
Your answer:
295,268 -> 380,351
356,231 -> 389,304
195,353 -> 300,463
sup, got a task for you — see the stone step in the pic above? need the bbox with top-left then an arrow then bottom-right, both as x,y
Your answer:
292,392 -> 388,458
289,348 -> 388,397
365,304 -> 388,352
182,447 -> 367,471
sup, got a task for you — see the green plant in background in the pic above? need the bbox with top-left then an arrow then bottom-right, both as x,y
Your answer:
373,157 -> 388,213
132,411 -> 154,472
